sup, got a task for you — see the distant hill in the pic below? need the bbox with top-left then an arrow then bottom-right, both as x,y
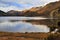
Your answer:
7,10 -> 24,16
0,1 -> 60,17
0,10 -> 7,16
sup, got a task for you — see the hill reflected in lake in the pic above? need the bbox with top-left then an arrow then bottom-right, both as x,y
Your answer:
0,17 -> 50,33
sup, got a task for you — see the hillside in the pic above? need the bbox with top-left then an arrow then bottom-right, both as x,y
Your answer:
24,1 -> 60,17
0,1 -> 60,17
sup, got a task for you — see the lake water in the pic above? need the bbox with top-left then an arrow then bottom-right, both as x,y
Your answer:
0,17 -> 47,21
0,17 -> 50,33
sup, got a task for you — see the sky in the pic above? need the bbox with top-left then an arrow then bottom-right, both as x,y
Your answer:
0,0 -> 59,12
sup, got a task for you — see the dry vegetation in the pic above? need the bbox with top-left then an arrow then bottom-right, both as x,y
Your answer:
0,32 -> 60,40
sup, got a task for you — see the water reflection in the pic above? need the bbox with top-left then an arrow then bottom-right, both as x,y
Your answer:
0,17 -> 50,33
0,17 -> 47,21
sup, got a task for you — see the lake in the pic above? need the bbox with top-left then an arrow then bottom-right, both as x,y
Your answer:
0,17 -> 50,33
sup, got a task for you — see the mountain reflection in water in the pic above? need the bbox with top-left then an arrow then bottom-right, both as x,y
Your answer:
0,17 -> 50,33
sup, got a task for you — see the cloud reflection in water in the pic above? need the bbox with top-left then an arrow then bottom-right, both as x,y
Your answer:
0,17 -> 50,33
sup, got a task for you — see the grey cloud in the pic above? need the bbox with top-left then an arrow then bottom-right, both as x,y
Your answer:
0,0 -> 59,11
0,0 -> 58,6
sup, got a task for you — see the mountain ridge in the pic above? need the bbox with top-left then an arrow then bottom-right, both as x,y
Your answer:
0,1 -> 60,17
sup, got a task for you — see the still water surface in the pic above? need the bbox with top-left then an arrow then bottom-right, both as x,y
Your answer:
0,17 -> 49,33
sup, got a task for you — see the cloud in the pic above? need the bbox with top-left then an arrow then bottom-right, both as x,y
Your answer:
0,0 -> 59,12
0,6 -> 21,12
0,0 -> 59,6
0,21 -> 49,33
